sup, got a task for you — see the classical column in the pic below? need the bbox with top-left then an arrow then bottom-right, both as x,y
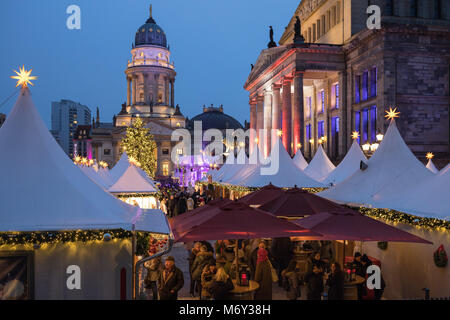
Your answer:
271,83 -> 282,131
282,76 -> 293,155
143,74 -> 148,105
338,71 -> 347,156
132,75 -> 137,105
154,74 -> 160,105
170,79 -> 175,107
249,98 -> 257,155
263,90 -> 272,156
256,95 -> 264,149
127,76 -> 131,106
165,76 -> 170,105
293,71 -> 305,154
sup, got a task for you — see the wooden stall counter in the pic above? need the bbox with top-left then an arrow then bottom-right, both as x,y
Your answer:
343,275 -> 365,300
229,280 -> 260,300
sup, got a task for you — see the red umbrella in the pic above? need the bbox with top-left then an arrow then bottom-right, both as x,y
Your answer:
174,201 -> 322,242
237,183 -> 284,207
293,209 -> 432,244
258,187 -> 345,218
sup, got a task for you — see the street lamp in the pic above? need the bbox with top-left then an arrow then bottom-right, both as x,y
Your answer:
370,143 -> 379,152
362,143 -> 371,152
376,133 -> 384,142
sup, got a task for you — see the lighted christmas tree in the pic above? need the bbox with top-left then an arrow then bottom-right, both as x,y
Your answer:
121,117 -> 157,177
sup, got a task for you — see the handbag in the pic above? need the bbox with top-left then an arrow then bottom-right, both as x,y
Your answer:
268,261 -> 279,283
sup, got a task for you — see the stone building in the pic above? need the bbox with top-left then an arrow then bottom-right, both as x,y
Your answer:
0,113 -> 5,127
89,6 -> 186,178
245,0 -> 450,163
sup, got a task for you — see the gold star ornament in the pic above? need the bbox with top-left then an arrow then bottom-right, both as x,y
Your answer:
385,107 -> 400,120
11,65 -> 37,88
426,152 -> 434,160
351,131 -> 360,140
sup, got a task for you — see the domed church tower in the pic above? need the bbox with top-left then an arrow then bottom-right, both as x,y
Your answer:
116,5 -> 185,128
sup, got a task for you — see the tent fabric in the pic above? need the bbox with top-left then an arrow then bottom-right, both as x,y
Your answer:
292,150 -> 308,170
322,140 -> 367,186
318,120 -> 433,207
78,165 -> 112,189
109,151 -> 130,184
0,87 -> 168,234
133,208 -> 172,234
217,148 -> 249,183
426,159 -> 439,174
293,209 -> 431,243
172,201 -> 322,242
440,163 -> 450,175
224,145 -> 261,185
237,184 -> 284,207
97,167 -> 114,188
304,145 -> 336,181
109,164 -> 158,194
236,139 -> 324,188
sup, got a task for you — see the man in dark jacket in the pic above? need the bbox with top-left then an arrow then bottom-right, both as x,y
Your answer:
270,237 -> 293,286
158,256 -> 184,300
305,265 -> 324,300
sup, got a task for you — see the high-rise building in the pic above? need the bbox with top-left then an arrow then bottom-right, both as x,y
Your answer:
51,99 -> 91,157
0,113 -> 6,127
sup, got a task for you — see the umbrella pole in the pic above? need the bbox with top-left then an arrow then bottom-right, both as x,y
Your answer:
235,240 -> 239,282
342,240 -> 346,269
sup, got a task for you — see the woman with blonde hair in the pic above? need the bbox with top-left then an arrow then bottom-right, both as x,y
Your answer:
210,267 -> 234,300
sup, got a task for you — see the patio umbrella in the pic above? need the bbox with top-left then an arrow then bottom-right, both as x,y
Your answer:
237,183 -> 284,207
258,187 -> 345,218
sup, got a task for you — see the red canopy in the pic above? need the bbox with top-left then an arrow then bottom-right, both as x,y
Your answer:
238,183 -> 284,207
258,187 -> 345,217
173,201 -> 322,242
293,209 -> 432,244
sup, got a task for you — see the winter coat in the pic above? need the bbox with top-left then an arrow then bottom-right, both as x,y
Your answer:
270,237 -> 293,267
305,271 -> 324,300
319,241 -> 335,263
254,260 -> 272,300
186,198 -> 194,211
326,271 -> 344,300
145,257 -> 162,283
210,278 -> 234,300
158,266 -> 184,300
201,268 -> 216,299
191,251 -> 214,280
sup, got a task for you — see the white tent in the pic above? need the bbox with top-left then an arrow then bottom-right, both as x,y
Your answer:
322,140 -> 367,186
217,148 -> 248,183
97,167 -> 114,187
319,119 -> 433,207
236,138 -> 324,188
0,87 -> 168,233
78,164 -> 112,189
440,163 -> 450,175
109,151 -> 130,183
426,159 -> 439,174
304,144 -> 336,181
225,144 -> 261,185
292,149 -> 308,170
109,164 -> 158,194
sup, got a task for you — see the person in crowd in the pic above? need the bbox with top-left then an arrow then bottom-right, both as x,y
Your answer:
188,242 -> 201,297
319,241 -> 335,269
191,245 -> 214,297
303,240 -> 321,253
305,264 -> 324,300
307,252 -> 326,274
352,252 -> 364,300
254,247 -> 273,300
177,194 -> 187,215
250,241 -> 271,279
158,256 -> 184,300
200,260 -> 217,300
168,194 -> 176,218
210,267 -> 234,300
187,182 -> 195,196
160,198 -> 167,215
270,237 -> 293,287
325,262 -> 344,300
281,255 -> 305,300
199,241 -> 215,254
144,257 -> 162,300
186,197 -> 194,211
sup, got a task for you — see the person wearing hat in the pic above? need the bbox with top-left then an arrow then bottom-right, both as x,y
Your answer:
158,256 -> 184,300
200,260 -> 217,300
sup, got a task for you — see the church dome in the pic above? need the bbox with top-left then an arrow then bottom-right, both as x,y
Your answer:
135,9 -> 167,48
188,105 -> 243,131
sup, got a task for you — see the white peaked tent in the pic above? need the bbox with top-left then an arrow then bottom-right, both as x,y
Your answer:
109,164 -> 158,194
292,149 -> 308,170
0,87 -> 169,233
322,140 -> 367,186
225,144 -> 261,185
237,138 -> 325,188
319,119 -> 433,206
304,144 -> 336,181
109,151 -> 130,183
426,158 -> 439,174
78,164 -> 112,189
217,148 -> 248,183
97,166 -> 114,187
440,163 -> 450,175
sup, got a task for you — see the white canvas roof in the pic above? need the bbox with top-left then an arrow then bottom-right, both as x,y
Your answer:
109,164 -> 158,194
440,164 -> 450,175
293,149 -> 308,171
225,144 -> 261,185
217,148 -> 248,183
304,145 -> 336,181
109,151 -> 130,183
237,138 -> 324,188
0,88 -> 168,234
322,140 -> 367,186
319,119 -> 433,207
78,165 -> 111,189
426,159 -> 439,174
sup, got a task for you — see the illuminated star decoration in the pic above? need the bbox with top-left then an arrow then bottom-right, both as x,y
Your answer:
11,66 -> 37,88
385,107 -> 400,120
426,152 -> 434,160
351,131 -> 360,140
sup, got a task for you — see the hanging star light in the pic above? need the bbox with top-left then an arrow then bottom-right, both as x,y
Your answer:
426,152 -> 434,160
11,65 -> 37,88
385,107 -> 400,120
351,131 -> 360,140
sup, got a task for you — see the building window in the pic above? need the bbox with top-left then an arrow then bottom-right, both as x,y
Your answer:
362,71 -> 369,101
162,162 -> 169,176
306,97 -> 312,119
162,148 -> 169,155
313,24 -> 316,42
362,108 -> 369,143
321,15 -> 326,34
355,111 -> 361,144
337,1 -> 341,23
327,11 -> 331,31
355,75 -> 361,103
177,148 -> 183,155
370,67 -> 377,98
308,27 -> 312,42
318,120 -> 325,138
306,124 -> 312,140
332,6 -> 337,26
370,106 -> 377,142
410,0 -> 418,17
332,116 -> 339,155
104,148 -> 111,156
385,0 -> 394,16
317,20 -> 321,38
320,90 -> 325,113
332,84 -> 339,109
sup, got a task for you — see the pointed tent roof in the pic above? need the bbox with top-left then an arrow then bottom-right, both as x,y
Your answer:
426,159 -> 439,174
110,151 -> 130,183
318,120 -> 433,207
440,164 -> 450,175
97,167 -> 114,187
225,144 -> 261,185
217,148 -> 248,183
0,88 -> 168,232
238,138 -> 324,188
304,145 -> 336,181
293,149 -> 308,170
323,140 -> 367,186
78,165 -> 111,189
109,164 -> 158,194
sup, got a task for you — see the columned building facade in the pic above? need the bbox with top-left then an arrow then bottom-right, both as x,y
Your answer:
245,0 -> 450,163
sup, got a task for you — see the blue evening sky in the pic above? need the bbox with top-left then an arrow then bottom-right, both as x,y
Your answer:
0,0 -> 299,128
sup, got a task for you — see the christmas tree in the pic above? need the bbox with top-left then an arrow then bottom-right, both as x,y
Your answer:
121,117 -> 157,177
